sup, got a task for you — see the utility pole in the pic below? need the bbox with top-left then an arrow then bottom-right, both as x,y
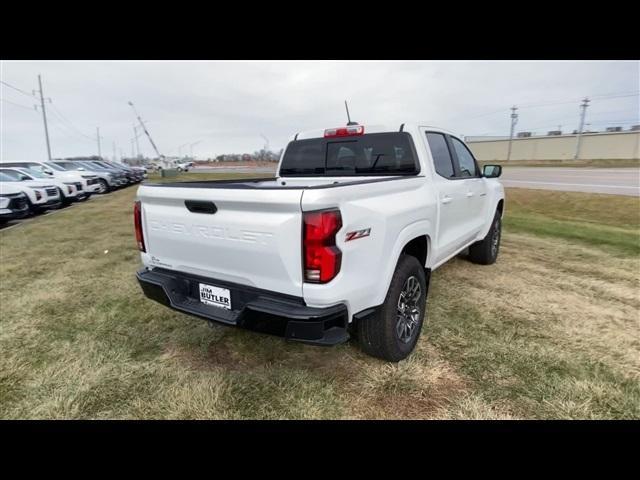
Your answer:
128,101 -> 162,159
133,124 -> 141,157
96,127 -> 102,158
574,97 -> 590,160
190,141 -> 201,159
36,74 -> 53,161
506,106 -> 518,162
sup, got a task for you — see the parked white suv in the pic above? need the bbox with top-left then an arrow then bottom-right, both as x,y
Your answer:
0,161 -> 101,197
0,168 -> 82,205
134,123 -> 505,361
0,171 -> 62,212
0,183 -> 30,223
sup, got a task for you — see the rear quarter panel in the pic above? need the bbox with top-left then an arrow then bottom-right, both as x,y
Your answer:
301,176 -> 436,318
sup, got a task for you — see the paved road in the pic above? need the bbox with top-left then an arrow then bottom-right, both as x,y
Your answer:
500,167 -> 640,196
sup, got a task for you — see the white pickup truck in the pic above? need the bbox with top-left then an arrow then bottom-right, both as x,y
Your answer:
135,124 -> 504,361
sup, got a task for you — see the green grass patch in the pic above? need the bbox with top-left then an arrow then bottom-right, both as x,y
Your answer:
503,188 -> 640,256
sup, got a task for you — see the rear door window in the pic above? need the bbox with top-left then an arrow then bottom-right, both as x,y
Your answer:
425,132 -> 455,179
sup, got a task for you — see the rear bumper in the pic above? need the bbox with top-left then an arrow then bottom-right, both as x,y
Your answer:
136,267 -> 349,346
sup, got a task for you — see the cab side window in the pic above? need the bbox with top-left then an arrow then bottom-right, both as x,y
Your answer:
425,132 -> 455,179
450,137 -> 479,177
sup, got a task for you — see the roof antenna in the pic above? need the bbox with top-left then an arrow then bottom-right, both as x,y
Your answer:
345,100 -> 358,126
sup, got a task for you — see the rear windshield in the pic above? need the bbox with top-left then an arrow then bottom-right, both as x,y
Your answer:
279,132 -> 420,176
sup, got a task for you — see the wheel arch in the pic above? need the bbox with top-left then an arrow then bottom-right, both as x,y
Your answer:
372,221 -> 433,308
400,235 -> 430,268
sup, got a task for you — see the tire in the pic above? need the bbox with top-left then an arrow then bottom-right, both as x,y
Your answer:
177,167 -> 183,172
58,188 -> 72,207
468,210 -> 502,265
357,254 -> 427,362
24,197 -> 38,216
96,179 -> 110,194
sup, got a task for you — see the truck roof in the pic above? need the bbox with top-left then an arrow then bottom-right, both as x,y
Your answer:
291,123 -> 458,141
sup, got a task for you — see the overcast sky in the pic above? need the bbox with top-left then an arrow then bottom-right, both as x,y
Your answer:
1,61 -> 638,161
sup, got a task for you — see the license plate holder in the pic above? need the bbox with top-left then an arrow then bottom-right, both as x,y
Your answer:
199,283 -> 232,310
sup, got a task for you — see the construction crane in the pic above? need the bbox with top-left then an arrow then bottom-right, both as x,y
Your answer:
128,101 -> 163,159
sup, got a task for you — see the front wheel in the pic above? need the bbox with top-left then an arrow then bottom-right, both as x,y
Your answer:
58,188 -> 72,207
357,254 -> 427,362
96,179 -> 110,194
468,210 -> 502,265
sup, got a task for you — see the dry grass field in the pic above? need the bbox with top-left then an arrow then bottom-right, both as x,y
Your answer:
1,173 -> 638,419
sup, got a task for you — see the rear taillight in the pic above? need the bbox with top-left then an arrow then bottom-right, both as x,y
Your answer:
303,209 -> 342,283
134,200 -> 145,252
324,125 -> 364,138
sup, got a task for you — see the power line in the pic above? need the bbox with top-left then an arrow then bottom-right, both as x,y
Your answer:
0,80 -> 37,99
0,98 -> 36,111
47,115 -> 95,142
447,90 -> 640,123
48,102 -> 95,140
48,108 -> 95,141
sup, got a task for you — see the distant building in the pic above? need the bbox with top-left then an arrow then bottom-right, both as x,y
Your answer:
466,130 -> 640,161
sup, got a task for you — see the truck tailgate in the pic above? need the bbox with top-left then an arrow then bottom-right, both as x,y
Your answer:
137,185 -> 304,297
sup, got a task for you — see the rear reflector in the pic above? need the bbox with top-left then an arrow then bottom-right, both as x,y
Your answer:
303,209 -> 342,283
324,125 -> 364,138
134,200 -> 146,252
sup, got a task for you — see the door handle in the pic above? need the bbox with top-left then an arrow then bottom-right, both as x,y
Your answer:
466,192 -> 474,198
441,195 -> 453,205
185,200 -> 218,214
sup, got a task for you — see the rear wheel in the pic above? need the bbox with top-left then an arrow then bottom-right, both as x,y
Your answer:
468,210 -> 502,265
357,254 -> 427,362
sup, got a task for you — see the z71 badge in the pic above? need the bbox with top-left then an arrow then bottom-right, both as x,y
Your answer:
345,228 -> 371,241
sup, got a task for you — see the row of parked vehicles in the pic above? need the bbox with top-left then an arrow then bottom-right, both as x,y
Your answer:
0,159 -> 147,224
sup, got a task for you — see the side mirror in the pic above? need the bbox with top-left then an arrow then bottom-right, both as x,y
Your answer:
20,175 -> 31,181
483,165 -> 502,178
43,169 -> 54,175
